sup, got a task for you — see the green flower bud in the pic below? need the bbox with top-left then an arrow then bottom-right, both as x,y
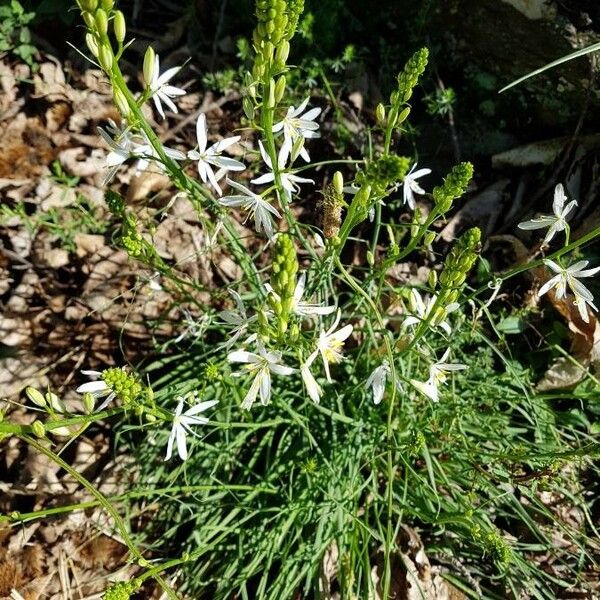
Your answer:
396,47 -> 429,103
32,420 -> 46,438
79,0 -> 97,11
266,78 -> 276,108
83,392 -> 95,414
424,231 -> 436,246
45,391 -> 66,413
428,270 -> 437,289
333,171 -> 344,195
100,0 -> 113,10
397,106 -> 411,125
274,75 -> 286,103
82,11 -> 95,29
98,44 -> 113,72
243,96 -> 255,120
95,9 -> 108,35
113,88 -> 130,117
366,250 -> 375,266
143,46 -> 156,87
387,105 -> 398,130
113,10 -> 126,43
103,580 -> 139,600
275,40 -> 290,65
375,103 -> 385,124
26,387 -> 46,408
86,32 -> 99,57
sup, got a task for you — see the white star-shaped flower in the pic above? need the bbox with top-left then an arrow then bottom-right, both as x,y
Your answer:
148,54 -> 186,120
402,289 -> 454,335
165,395 -> 217,461
97,120 -> 145,184
220,178 -> 280,239
539,259 -> 600,323
272,97 -> 321,163
301,352 -> 322,404
228,344 -> 294,409
410,349 -> 466,402
251,141 -> 314,200
308,310 -> 353,382
134,131 -> 186,173
187,114 -> 246,196
218,289 -> 258,349
402,163 -> 431,209
264,272 -> 336,318
518,184 -> 577,245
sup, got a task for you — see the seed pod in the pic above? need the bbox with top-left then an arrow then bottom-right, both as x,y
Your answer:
143,46 -> 156,87
113,10 -> 126,43
25,387 -> 46,408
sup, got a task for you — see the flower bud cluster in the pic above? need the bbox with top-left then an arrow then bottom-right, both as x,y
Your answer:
77,0 -> 125,76
385,48 -> 429,132
432,162 -> 473,213
270,233 -> 299,333
103,580 -> 140,600
358,154 -> 411,198
470,523 -> 512,566
102,367 -> 143,408
437,227 -> 481,308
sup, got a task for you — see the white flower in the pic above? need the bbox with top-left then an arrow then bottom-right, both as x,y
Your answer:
309,310 -> 353,382
402,289 -> 453,335
365,360 -> 391,405
220,178 -> 280,239
218,289 -> 257,349
265,272 -> 336,318
402,163 -> 431,210
135,132 -> 186,172
251,141 -> 314,200
165,395 -> 217,461
148,54 -> 186,120
76,370 -> 115,411
174,308 -> 207,343
517,184 -> 577,245
410,349 -> 466,402
539,259 -> 600,323
272,97 -> 321,163
301,352 -> 322,404
228,344 -> 294,409
187,114 -> 245,196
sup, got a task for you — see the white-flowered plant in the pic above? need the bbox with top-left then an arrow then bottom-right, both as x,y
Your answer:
410,349 -> 467,402
518,183 -> 577,245
228,344 -> 294,409
538,259 -> 600,322
265,272 -> 336,318
146,53 -> 187,120
218,289 -> 258,349
365,360 -> 391,405
220,178 -> 281,239
273,97 -> 321,163
402,289 -> 454,335
165,395 -> 218,461
402,163 -> 431,209
76,369 -> 115,411
308,310 -> 354,382
251,141 -> 314,200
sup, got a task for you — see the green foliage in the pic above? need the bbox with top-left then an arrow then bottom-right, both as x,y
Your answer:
0,0 -> 38,70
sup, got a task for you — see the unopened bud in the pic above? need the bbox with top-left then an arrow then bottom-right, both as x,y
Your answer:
397,106 -> 411,125
82,11 -> 95,29
143,46 -> 156,87
146,413 -> 157,423
375,103 -> 385,124
428,270 -> 438,289
94,8 -> 108,35
83,392 -> 95,414
98,44 -> 113,72
46,392 -> 66,413
85,33 -> 99,57
387,106 -> 398,130
100,0 -> 113,10
26,387 -> 46,408
424,231 -> 436,246
275,41 -> 290,65
113,10 -> 126,43
333,171 -> 344,195
274,75 -> 286,103
113,88 -> 130,116
79,0 -> 97,11
32,420 -> 46,438
366,250 -> 375,266
243,96 -> 254,120
266,78 -> 276,109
